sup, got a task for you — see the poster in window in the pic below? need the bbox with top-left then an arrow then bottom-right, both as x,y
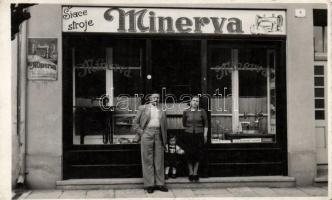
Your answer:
27,38 -> 58,80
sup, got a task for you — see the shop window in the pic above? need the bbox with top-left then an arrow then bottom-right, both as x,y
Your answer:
72,38 -> 145,145
209,46 -> 276,144
314,65 -> 325,120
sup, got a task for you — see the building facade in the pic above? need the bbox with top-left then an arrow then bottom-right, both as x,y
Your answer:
11,3 -> 328,189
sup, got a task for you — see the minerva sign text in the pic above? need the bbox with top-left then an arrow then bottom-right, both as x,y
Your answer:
62,6 -> 286,35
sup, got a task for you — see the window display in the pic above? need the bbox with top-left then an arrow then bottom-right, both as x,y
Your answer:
208,45 -> 276,144
71,37 -> 279,145
72,38 -> 145,145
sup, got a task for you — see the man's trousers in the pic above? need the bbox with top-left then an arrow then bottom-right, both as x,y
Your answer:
141,127 -> 165,187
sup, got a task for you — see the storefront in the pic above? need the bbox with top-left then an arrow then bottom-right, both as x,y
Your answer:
60,6 -> 287,179
11,3 -> 327,188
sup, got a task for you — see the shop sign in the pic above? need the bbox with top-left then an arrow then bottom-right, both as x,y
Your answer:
27,38 -> 58,80
62,6 -> 286,35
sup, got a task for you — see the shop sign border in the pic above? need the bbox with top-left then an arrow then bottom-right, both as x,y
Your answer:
62,6 -> 286,35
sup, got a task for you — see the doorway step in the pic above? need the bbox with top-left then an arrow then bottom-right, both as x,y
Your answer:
56,176 -> 295,190
314,164 -> 328,186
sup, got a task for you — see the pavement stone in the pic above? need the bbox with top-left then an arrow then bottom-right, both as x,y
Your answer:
145,189 -> 175,198
171,189 -> 195,197
17,191 -> 31,199
192,188 -> 234,197
271,187 -> 310,197
115,189 -> 147,198
86,190 -> 114,199
24,190 -> 63,199
59,190 -> 87,199
250,187 -> 279,197
14,186 -> 329,199
227,187 -> 258,197
297,187 -> 328,196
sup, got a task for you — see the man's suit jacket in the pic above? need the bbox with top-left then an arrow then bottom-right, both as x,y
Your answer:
132,104 -> 167,146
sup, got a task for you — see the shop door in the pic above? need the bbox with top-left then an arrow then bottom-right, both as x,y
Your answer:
148,39 -> 202,176
63,36 -> 146,179
314,61 -> 327,165
207,41 -> 287,176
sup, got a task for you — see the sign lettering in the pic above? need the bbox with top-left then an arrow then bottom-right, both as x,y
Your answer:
62,6 -> 286,35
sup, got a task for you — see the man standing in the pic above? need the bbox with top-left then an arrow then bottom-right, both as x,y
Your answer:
133,93 -> 168,193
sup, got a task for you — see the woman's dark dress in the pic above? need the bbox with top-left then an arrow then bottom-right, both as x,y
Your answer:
182,109 -> 208,163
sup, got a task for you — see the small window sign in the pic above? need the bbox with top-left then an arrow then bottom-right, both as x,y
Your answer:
295,9 -> 306,18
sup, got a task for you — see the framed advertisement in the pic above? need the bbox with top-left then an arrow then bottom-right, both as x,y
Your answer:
27,38 -> 58,80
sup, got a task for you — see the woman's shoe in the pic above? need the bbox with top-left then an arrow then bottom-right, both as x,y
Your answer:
188,175 -> 194,182
193,175 -> 199,182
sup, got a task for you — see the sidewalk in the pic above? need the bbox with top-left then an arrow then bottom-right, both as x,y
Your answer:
14,186 -> 328,199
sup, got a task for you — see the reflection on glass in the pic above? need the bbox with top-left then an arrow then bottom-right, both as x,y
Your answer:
209,47 -> 277,144
208,47 -> 233,143
73,47 -> 107,145
72,39 -> 145,145
238,48 -> 268,138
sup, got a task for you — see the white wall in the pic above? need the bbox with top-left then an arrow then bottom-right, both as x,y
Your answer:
11,34 -> 19,188
286,5 -> 316,186
25,4 -> 63,189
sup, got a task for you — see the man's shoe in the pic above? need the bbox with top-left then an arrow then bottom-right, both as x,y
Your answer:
155,185 -> 168,192
146,187 -> 154,193
171,173 -> 177,179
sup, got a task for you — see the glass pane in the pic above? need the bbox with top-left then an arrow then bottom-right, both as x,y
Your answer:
112,97 -> 142,144
314,77 -> 324,86
113,39 -> 145,96
72,39 -> 145,145
76,70 -> 105,100
74,107 -> 110,145
323,27 -> 327,52
314,65 -> 324,75
208,48 -> 232,95
314,26 -> 323,53
151,40 -> 201,99
238,48 -> 267,132
73,45 -> 107,145
237,48 -> 275,143
211,116 -> 232,143
112,39 -> 145,144
315,110 -> 325,120
315,88 -> 324,97
208,47 -> 233,144
315,99 -> 324,108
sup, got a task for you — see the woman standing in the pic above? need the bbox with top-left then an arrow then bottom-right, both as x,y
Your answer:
182,96 -> 208,182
